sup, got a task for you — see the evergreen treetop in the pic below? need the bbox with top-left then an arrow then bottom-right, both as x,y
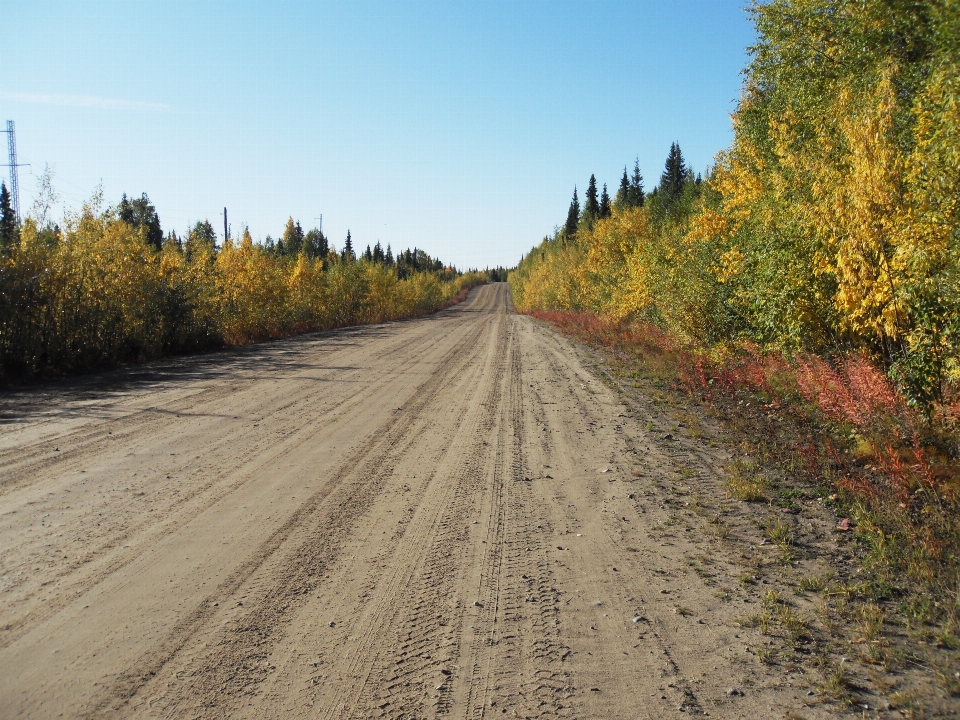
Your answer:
616,167 -> 630,207
629,158 -> 645,207
599,183 -> 612,218
564,186 -> 580,237
585,174 -> 600,218
118,192 -> 163,251
659,142 -> 686,201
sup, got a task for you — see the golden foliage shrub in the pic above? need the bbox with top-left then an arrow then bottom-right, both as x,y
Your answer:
511,0 -> 960,410
0,204 -> 486,380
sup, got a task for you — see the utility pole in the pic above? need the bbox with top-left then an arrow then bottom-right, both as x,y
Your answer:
2,121 -> 25,225
314,214 -> 322,234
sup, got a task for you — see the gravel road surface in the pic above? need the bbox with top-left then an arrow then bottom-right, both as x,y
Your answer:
0,283 -> 833,718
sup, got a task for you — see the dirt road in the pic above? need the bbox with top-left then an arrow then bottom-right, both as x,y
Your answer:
1,283 -> 833,719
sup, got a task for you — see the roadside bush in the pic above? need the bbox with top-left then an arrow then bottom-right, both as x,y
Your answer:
0,202 -> 486,382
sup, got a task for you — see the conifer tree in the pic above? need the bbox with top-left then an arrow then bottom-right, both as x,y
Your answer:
363,244 -> 373,262
373,241 -> 384,263
118,192 -> 163,251
585,174 -> 600,218
615,167 -> 630,207
599,183 -> 612,218
564,187 -> 580,237
659,143 -> 686,202
0,182 -> 17,253
342,230 -> 354,261
629,158 -> 645,207
385,243 -> 394,265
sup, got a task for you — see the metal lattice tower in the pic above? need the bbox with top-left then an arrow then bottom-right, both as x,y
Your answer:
5,120 -> 20,224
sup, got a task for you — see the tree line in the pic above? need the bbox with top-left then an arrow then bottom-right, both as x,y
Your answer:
0,186 -> 490,380
511,0 -> 960,413
560,143 -> 699,241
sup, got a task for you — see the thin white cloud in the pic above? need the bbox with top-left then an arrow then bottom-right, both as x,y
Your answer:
1,92 -> 168,111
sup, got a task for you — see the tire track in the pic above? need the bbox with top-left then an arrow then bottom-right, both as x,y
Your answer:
521,318 -> 705,718
0,311 -> 469,497
464,317 -> 572,720
0,313 -> 478,651
89,309 -> 495,718
341,304 -> 510,720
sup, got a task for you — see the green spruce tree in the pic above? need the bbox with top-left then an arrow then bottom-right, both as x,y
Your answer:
584,174 -> 600,219
599,183 -> 612,218
629,158 -> 645,207
564,186 -> 580,237
659,143 -> 686,203
0,182 -> 18,253
615,167 -> 630,207
118,192 -> 163,251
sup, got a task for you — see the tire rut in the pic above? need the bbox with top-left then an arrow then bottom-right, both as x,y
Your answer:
88,314 -> 493,718
335,304 -> 511,720
464,318 -> 572,720
0,316 -> 477,651
0,312 -> 467,497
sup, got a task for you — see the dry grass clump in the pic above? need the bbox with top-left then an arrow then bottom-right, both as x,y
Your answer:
726,475 -> 768,502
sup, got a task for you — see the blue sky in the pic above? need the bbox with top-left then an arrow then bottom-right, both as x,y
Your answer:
2,1 -> 755,268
